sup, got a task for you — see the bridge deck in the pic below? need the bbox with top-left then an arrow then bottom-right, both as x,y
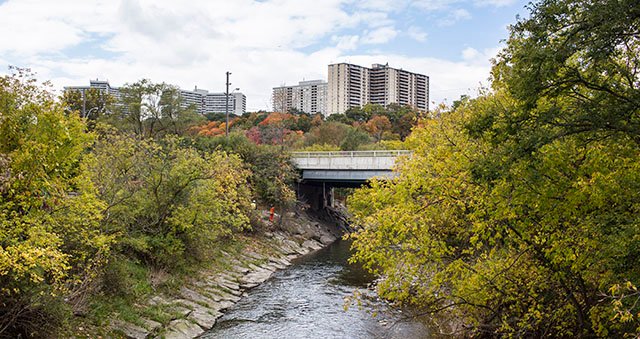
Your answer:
291,150 -> 412,171
291,150 -> 412,183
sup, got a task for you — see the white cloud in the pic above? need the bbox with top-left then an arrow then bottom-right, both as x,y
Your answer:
355,0 -> 409,12
407,26 -> 428,42
332,35 -> 361,50
0,0 -> 508,110
461,46 -> 502,65
474,0 -> 517,7
438,8 -> 471,26
361,26 -> 398,44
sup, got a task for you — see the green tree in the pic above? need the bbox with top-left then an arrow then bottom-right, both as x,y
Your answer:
340,127 -> 372,151
61,87 -> 114,124
189,133 -> 297,208
349,0 -> 640,336
85,132 -> 252,269
107,80 -> 203,138
0,68 -> 111,336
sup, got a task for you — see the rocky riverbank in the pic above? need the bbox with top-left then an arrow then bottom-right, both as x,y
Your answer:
109,209 -> 341,339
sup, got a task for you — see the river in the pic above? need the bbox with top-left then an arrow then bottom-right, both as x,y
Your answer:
202,239 -> 431,339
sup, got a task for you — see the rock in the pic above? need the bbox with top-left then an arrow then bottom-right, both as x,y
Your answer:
216,300 -> 235,311
173,299 -> 205,312
247,263 -> 262,271
147,296 -> 169,306
141,318 -> 162,332
240,269 -> 274,287
168,305 -> 192,319
243,251 -> 266,261
111,320 -> 149,339
319,234 -> 337,245
259,263 -> 277,272
188,310 -> 221,329
240,281 -> 260,289
302,239 -> 322,251
180,287 -> 217,308
267,262 -> 287,270
216,278 -> 240,291
270,256 -> 291,267
163,319 -> 204,339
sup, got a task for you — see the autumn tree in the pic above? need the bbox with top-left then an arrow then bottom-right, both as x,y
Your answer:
0,68 -> 111,337
363,115 -> 392,142
349,0 -> 640,336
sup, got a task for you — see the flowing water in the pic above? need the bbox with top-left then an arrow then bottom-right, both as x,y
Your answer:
202,239 -> 430,339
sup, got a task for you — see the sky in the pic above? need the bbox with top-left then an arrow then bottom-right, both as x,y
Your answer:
0,0 -> 530,111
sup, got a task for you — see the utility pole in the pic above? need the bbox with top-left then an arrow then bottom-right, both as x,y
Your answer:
225,71 -> 231,137
82,89 -> 86,118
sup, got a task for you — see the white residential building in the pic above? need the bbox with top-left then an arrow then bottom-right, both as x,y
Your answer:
327,63 -> 429,115
180,87 -> 247,116
272,80 -> 328,116
65,80 -> 246,116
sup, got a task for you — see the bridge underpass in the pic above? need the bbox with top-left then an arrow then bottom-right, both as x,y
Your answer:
291,150 -> 412,210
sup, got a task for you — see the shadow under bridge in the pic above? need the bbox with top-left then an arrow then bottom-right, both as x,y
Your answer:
290,150 -> 412,210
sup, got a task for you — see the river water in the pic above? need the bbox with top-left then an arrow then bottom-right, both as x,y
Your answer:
202,240 -> 430,339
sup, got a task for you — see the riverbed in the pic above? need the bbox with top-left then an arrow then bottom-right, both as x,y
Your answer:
202,240 -> 430,339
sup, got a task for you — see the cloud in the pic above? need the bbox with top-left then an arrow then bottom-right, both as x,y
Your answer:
407,26 -> 428,42
332,35 -> 361,50
354,0 -> 409,11
0,0 -> 510,110
438,8 -> 471,26
361,26 -> 398,44
474,0 -> 517,7
461,46 -> 502,65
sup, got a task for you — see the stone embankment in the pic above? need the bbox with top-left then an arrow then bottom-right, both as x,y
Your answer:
110,211 -> 340,339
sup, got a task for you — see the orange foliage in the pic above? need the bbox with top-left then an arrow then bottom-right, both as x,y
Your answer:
259,112 -> 294,126
191,119 -> 234,137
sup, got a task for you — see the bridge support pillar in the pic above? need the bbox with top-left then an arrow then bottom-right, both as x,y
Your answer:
297,182 -> 334,211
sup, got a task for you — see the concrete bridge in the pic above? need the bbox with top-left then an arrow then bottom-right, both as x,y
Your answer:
291,150 -> 412,184
290,150 -> 412,210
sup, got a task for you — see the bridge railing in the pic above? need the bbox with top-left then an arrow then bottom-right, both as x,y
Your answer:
291,150 -> 413,158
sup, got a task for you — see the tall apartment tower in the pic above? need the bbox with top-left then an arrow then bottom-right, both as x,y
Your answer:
179,88 -> 247,116
272,80 -> 328,116
327,63 -> 429,115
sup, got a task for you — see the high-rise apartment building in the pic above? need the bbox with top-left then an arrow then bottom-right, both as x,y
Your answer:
327,63 -> 429,115
65,80 -> 246,116
272,80 -> 328,116
180,87 -> 246,116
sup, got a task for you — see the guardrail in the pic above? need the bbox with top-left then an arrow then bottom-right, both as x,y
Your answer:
291,150 -> 412,158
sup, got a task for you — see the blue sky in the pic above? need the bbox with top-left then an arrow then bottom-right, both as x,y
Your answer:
0,0 -> 530,111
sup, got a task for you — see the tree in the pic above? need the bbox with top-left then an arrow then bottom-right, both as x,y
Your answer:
190,133 -> 297,208
340,127 -> 372,151
304,121 -> 351,147
61,87 -> 114,126
363,115 -> 392,142
349,0 -> 640,336
326,113 -> 353,125
107,80 -> 202,138
85,132 -> 252,268
0,68 -> 111,336
490,0 -> 640,148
